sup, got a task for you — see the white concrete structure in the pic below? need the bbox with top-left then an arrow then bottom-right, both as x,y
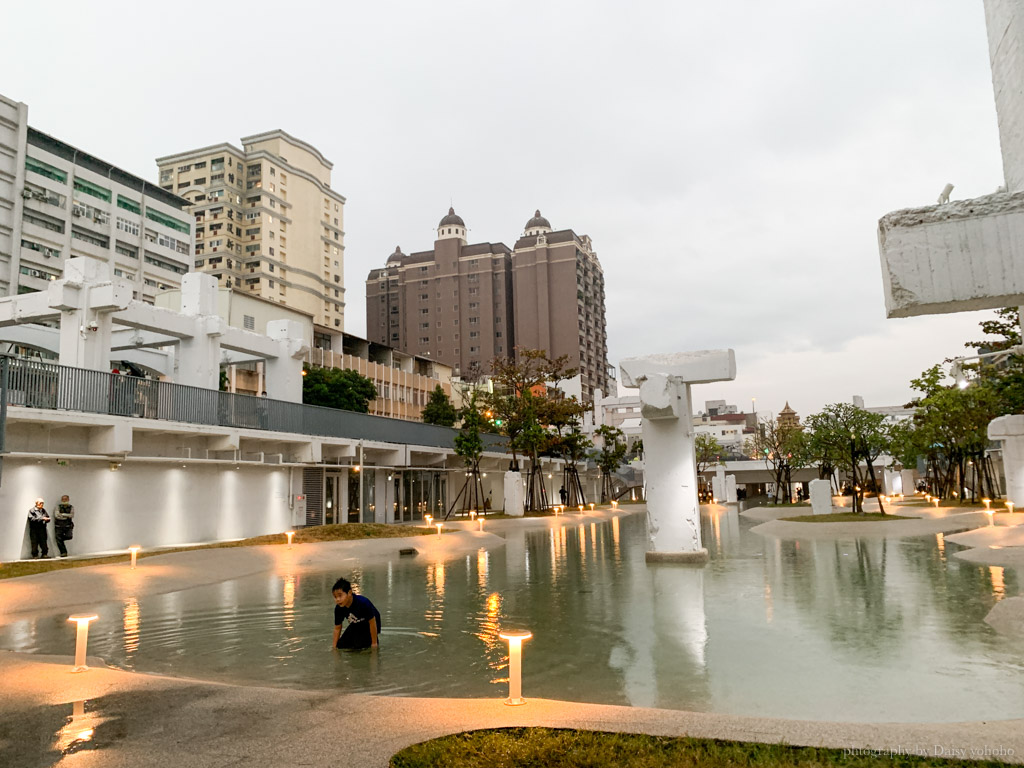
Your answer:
877,1 -> 1024,509
725,475 -> 737,504
503,470 -> 525,517
621,350 -> 736,564
989,416 -> 1024,506
1,93 -> 193,305
809,478 -> 832,515
712,465 -> 726,502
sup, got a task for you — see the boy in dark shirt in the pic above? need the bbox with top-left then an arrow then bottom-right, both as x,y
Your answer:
331,577 -> 381,650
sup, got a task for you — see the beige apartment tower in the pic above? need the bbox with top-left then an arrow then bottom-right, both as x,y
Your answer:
367,209 -> 609,401
156,131 -> 346,349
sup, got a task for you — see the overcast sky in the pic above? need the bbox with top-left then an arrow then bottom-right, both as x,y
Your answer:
2,0 -> 1009,419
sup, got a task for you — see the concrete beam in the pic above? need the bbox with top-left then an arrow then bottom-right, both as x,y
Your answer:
88,423 -> 132,454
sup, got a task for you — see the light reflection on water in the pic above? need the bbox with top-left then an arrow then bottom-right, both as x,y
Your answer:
1,509 -> 1023,722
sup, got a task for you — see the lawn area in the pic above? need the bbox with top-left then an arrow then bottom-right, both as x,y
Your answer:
0,523 -> 435,581
390,728 -> 1007,768
780,513 -> 919,523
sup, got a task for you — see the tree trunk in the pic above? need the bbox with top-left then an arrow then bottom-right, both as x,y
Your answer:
866,459 -> 885,515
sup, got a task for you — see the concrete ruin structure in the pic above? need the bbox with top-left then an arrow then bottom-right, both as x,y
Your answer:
621,350 -> 736,564
877,0 -> 1024,507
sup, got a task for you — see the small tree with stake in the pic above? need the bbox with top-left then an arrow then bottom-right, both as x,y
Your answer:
447,393 -> 486,519
593,425 -> 628,503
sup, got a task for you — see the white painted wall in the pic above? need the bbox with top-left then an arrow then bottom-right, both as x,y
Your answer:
0,458 -> 292,561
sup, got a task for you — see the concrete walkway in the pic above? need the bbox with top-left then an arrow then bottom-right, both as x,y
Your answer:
3,509 -> 1024,767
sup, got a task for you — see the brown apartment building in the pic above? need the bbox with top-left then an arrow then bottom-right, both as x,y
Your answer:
366,208 -> 609,401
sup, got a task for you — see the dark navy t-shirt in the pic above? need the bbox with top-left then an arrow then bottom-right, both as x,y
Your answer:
335,594 -> 381,632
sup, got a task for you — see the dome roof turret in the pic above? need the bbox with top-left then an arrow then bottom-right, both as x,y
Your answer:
526,209 -> 551,230
439,207 -> 465,227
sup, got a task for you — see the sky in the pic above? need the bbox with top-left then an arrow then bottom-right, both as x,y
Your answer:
1,0 -> 1010,420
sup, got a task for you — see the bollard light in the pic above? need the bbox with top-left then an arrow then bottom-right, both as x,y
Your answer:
128,546 -> 141,569
589,503 -> 595,511
435,523 -> 443,536
932,498 -> 940,508
499,629 -> 533,705
68,615 -> 98,672
578,505 -> 584,514
983,498 -> 992,511
712,497 -> 718,505
611,500 -> 618,509
478,518 -> 484,531
1007,501 -> 1016,514
925,494 -> 931,502
469,510 -> 477,521
425,514 -> 433,528
985,508 -> 995,526
285,531 -> 295,547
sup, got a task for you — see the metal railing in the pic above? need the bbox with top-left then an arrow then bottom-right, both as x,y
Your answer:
0,356 -> 506,452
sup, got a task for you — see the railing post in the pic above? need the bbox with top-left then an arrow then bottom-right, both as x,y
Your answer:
0,356 -> 8,488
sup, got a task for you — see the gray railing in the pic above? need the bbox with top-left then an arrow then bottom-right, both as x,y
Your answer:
0,356 -> 506,452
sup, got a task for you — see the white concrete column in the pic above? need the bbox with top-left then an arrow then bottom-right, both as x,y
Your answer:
810,478 -> 832,515
900,469 -> 917,496
265,319 -> 309,403
712,465 -> 726,501
621,351 -> 736,564
725,475 -> 737,504
503,470 -> 524,517
176,272 -> 221,389
50,258 -> 130,371
989,415 -> 1024,505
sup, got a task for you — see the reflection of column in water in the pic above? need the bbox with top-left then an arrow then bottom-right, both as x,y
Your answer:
123,597 -> 140,657
505,530 -> 527,582
935,532 -> 946,562
55,699 -> 97,752
610,557 -> 709,709
612,516 -> 621,561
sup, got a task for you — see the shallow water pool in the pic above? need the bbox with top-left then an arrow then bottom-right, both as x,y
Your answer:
3,509 -> 1022,722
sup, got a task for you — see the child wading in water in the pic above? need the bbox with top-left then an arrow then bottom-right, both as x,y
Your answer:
331,578 -> 381,650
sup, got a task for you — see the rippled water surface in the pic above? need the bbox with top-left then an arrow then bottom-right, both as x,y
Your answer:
3,509 -> 1023,722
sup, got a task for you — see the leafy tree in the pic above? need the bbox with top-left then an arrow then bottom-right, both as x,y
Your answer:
449,392 -> 486,516
804,403 -> 890,513
546,396 -> 592,507
751,418 -> 807,504
695,433 -> 725,474
484,348 -> 577,511
963,307 -> 1024,417
593,425 -> 628,502
421,385 -> 457,427
302,365 -> 377,412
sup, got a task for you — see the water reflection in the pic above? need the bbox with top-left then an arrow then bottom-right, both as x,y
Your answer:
1,511 -> 1021,722
55,699 -> 100,755
122,597 -> 140,658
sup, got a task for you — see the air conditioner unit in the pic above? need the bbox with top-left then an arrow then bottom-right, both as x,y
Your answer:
21,188 -> 33,199
72,206 -> 85,217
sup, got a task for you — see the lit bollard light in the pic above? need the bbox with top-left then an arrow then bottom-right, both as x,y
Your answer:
932,498 -> 940,508
128,546 -> 141,569
578,505 -> 584,514
1008,501 -> 1016,514
425,514 -> 433,528
925,494 -> 932,503
611,500 -> 618,509
285,531 -> 295,547
68,615 -> 98,672
435,523 -> 443,536
469,510 -> 476,521
498,629 -> 533,705
477,518 -> 484,532
589,503 -> 595,511
983,498 -> 992,511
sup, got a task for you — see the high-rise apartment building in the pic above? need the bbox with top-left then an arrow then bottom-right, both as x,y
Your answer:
1,93 -> 193,303
366,208 -> 610,401
156,131 -> 346,348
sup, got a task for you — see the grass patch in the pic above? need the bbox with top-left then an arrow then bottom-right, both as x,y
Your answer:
765,502 -> 812,508
780,513 -> 919,523
390,728 -> 1005,768
0,523 -> 435,581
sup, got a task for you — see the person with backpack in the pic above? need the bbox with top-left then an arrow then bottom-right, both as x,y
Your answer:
53,495 -> 75,558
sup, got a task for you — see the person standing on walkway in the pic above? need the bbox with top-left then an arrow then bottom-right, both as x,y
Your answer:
27,498 -> 50,559
53,495 -> 75,558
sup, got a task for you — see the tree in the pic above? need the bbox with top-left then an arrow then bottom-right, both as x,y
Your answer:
546,396 -> 592,507
484,348 -> 577,511
695,433 -> 725,474
448,392 -> 486,517
751,418 -> 807,504
302,365 -> 377,412
804,403 -> 890,514
963,307 -> 1024,417
421,385 -> 457,427
593,425 -> 628,502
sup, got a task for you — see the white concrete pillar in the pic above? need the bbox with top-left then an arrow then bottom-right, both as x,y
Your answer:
712,465 -> 726,502
503,470 -> 524,517
621,350 -> 736,564
51,258 -> 130,371
809,478 -> 832,515
725,475 -> 737,504
901,469 -> 917,496
989,415 -> 1024,505
176,273 -> 221,389
265,319 -> 309,403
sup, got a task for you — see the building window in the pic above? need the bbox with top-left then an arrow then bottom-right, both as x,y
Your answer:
117,195 -> 141,214
116,216 -> 140,236
73,178 -> 112,203
25,156 -> 67,183
145,209 -> 190,234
